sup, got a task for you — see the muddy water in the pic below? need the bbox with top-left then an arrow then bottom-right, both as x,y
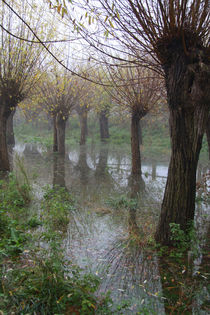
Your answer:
13,142 -> 209,314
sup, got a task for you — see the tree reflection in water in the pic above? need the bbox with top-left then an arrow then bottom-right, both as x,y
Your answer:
53,153 -> 66,188
12,142 -> 209,314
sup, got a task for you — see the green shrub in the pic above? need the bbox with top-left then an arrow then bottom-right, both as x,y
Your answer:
169,222 -> 199,259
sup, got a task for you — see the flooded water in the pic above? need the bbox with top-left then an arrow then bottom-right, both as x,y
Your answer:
12,142 -> 209,314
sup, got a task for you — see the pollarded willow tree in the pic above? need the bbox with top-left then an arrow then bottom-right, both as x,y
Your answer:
0,0 -> 50,171
107,65 -> 164,176
93,85 -> 112,141
93,0 -> 210,245
39,71 -> 82,154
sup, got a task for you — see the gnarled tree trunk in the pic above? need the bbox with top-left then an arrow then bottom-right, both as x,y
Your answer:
56,114 -> 67,155
155,44 -> 210,245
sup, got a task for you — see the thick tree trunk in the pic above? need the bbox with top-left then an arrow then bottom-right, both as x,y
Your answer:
53,114 -> 58,152
0,104 -> 12,171
155,45 -> 210,245
99,110 -> 109,140
56,114 -> 67,155
79,111 -> 88,145
6,109 -> 15,146
131,111 -> 141,176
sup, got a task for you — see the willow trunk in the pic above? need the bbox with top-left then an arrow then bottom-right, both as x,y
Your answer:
0,104 -> 12,171
155,46 -> 209,245
99,110 -> 109,140
6,109 -> 15,146
56,115 -> 67,155
131,112 -> 141,176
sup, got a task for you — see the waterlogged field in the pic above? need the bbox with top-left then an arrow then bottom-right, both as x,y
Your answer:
1,140 -> 209,314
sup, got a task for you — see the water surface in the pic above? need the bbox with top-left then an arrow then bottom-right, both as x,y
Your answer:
13,142 -> 209,314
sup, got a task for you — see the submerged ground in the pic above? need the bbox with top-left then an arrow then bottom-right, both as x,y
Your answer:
6,139 -> 208,314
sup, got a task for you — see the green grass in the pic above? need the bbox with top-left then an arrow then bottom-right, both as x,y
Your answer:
14,115 -> 209,162
109,125 -> 130,145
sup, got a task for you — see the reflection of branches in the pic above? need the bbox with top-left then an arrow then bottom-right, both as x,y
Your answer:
97,238 -> 163,313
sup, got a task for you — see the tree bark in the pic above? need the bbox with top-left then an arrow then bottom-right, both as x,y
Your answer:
131,110 -> 141,176
99,110 -> 109,140
128,173 -> 145,197
138,120 -> 143,145
155,45 -> 210,245
56,114 -> 67,155
6,109 -> 16,146
79,111 -> 88,145
0,104 -> 12,171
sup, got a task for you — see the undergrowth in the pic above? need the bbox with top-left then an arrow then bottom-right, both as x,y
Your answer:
0,176 -> 129,314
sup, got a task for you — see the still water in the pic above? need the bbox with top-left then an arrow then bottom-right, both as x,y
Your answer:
13,142 -> 209,314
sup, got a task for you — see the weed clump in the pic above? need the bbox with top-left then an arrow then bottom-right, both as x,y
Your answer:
106,194 -> 138,210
